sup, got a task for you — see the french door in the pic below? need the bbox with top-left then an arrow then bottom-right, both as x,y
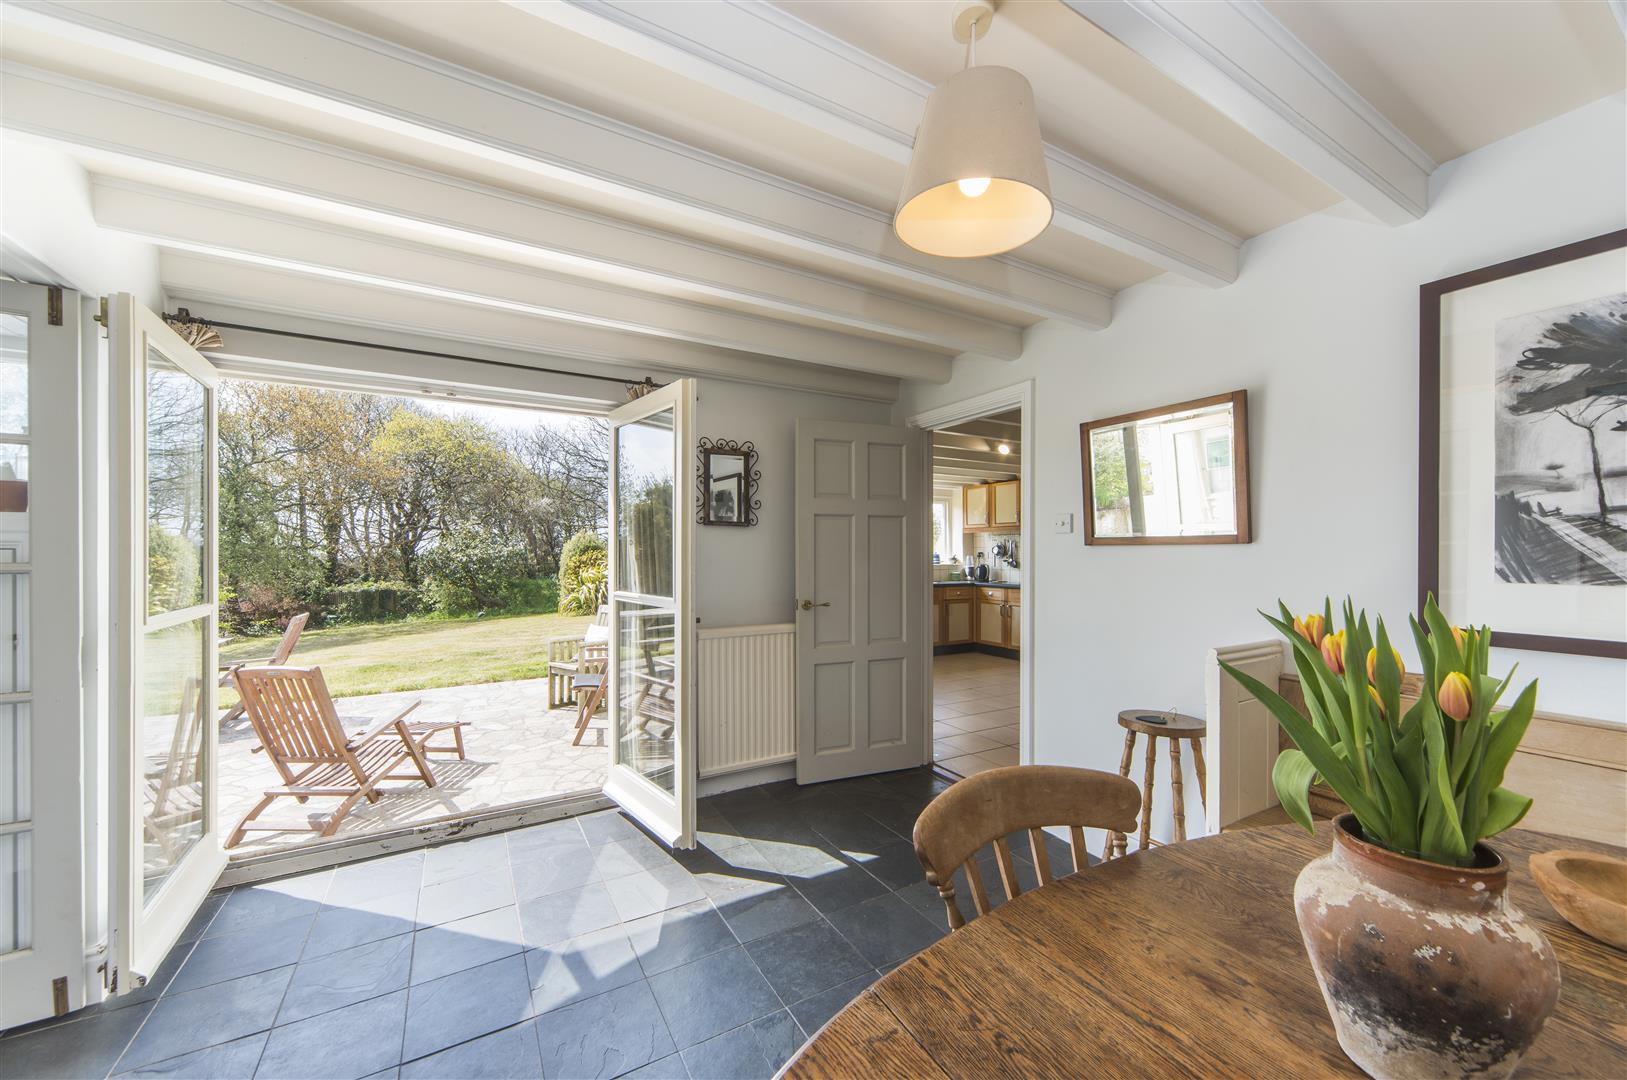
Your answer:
0,283 -> 86,1026
108,294 -> 226,992
602,380 -> 695,848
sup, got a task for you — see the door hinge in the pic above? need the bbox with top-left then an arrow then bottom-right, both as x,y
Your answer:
93,295 -> 110,335
52,976 -> 69,1016
47,287 -> 64,326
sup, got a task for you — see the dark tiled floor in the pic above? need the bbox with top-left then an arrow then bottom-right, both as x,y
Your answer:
0,768 -> 1069,1080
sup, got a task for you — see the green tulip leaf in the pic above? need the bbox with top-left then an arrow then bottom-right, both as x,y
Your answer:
1271,749 -> 1319,834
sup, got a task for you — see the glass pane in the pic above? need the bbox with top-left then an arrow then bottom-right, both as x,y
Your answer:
0,704 -> 29,827
141,618 -> 207,902
147,348 -> 206,615
0,572 -> 28,695
617,599 -> 676,794
616,408 -> 674,599
0,313 -> 25,435
0,831 -> 31,954
0,443 -> 26,566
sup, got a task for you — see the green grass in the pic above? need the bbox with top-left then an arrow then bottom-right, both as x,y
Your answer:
220,610 -> 593,704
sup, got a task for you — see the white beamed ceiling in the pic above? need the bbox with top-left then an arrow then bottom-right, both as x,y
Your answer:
2,0 -> 1620,400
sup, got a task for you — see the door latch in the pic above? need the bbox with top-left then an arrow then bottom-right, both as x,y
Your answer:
797,599 -> 831,611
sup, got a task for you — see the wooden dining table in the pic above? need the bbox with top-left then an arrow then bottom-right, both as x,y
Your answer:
782,823 -> 1626,1079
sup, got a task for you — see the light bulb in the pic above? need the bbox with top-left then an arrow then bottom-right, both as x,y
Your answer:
956,177 -> 992,198
996,443 -> 1011,455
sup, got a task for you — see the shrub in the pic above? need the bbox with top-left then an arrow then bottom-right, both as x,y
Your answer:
558,531 -> 608,615
325,580 -> 420,623
498,575 -> 560,614
419,525 -> 529,613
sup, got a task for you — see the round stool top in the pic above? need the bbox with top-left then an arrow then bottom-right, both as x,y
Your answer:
1117,709 -> 1204,736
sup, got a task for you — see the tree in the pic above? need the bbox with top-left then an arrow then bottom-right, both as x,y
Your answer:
1505,297 -> 1627,524
559,531 -> 608,615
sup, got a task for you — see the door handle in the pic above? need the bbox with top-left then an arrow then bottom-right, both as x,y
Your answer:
798,599 -> 831,611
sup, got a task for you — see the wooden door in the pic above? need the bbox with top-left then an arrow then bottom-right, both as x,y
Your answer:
963,483 -> 988,529
942,592 -> 972,644
976,592 -> 1005,647
795,420 -> 928,783
931,595 -> 944,646
1007,596 -> 1021,649
991,481 -> 1020,527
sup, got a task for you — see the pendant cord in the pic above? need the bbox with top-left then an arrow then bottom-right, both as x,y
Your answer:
964,16 -> 979,69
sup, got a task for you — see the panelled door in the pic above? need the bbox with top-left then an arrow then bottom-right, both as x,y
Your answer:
794,420 -> 928,783
0,283 -> 86,1026
602,379 -> 696,848
108,294 -> 227,992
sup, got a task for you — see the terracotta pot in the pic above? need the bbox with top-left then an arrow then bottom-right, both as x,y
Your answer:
1295,814 -> 1559,1079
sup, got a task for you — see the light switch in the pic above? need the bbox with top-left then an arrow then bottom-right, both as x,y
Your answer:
1053,513 -> 1073,534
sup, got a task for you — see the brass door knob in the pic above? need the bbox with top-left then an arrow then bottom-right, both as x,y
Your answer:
798,599 -> 832,611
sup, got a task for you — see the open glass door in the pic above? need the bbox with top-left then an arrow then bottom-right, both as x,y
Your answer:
108,294 -> 226,992
603,379 -> 695,848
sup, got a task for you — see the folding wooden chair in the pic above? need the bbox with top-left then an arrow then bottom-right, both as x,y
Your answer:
570,638 -> 610,746
547,605 -> 610,707
144,675 -> 206,861
219,612 -> 310,725
228,665 -> 450,847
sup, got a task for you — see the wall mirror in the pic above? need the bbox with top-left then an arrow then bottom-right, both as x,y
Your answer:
697,438 -> 759,527
1079,390 -> 1250,545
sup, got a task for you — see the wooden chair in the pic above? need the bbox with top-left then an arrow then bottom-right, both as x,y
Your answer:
547,606 -> 610,707
219,612 -> 310,724
144,675 -> 206,861
228,665 -> 448,848
570,638 -> 610,746
912,765 -> 1141,930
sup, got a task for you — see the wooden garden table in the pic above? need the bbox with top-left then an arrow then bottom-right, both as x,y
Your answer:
782,823 -> 1626,1078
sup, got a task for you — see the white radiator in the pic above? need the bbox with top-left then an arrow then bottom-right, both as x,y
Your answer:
697,623 -> 796,778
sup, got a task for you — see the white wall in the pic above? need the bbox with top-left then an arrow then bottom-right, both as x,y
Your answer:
895,94 -> 1627,842
693,379 -> 893,628
1,138 -> 161,307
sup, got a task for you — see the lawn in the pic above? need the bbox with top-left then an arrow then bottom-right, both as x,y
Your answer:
219,610 -> 593,704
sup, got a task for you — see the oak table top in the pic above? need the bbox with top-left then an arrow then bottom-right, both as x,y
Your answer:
782,823 -> 1627,1079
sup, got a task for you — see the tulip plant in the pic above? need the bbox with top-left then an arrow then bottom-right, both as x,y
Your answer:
1221,595 -> 1538,867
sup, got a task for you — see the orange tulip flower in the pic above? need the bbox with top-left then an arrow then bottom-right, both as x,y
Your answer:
1366,646 -> 1404,683
1320,630 -> 1346,674
1438,671 -> 1472,722
1295,613 -> 1327,647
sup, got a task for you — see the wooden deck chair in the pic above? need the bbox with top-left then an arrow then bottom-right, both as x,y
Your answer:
632,637 -> 676,739
144,675 -> 206,861
228,665 -> 443,848
219,612 -> 310,724
547,605 -> 610,707
569,639 -> 610,746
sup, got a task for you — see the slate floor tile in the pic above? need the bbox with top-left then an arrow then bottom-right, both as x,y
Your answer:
174,889 -> 229,947
206,887 -> 321,940
118,966 -> 293,1072
743,921 -> 869,1005
401,954 -> 533,1063
620,1054 -> 689,1080
0,1001 -> 155,1080
645,948 -> 780,1050
624,900 -> 737,977
698,874 -> 820,944
255,990 -> 407,1080
825,893 -> 944,968
509,842 -> 601,901
410,905 -> 526,985
112,1032 -> 266,1079
533,980 -> 675,1080
168,911 -> 316,995
416,867 -> 514,928
604,864 -> 705,923
784,863 -> 887,916
575,809 -> 647,846
278,933 -> 412,1025
846,840 -> 926,890
748,1011 -> 806,1074
516,881 -> 619,948
421,834 -> 509,887
399,1019 -> 541,1080
523,924 -> 642,1015
328,852 -> 424,907
594,836 -> 680,880
786,971 -> 878,1037
304,890 -> 419,960
504,817 -> 586,858
678,1025 -> 772,1080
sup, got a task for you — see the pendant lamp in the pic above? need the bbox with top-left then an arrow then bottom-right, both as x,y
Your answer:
894,2 -> 1052,259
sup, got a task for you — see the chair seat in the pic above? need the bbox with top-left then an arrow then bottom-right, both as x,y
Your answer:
572,674 -> 605,691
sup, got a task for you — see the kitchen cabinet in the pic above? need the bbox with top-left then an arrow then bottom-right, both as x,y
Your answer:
972,587 -> 1021,650
991,480 -> 1020,528
961,480 -> 1019,531
936,587 -> 974,645
964,484 -> 989,529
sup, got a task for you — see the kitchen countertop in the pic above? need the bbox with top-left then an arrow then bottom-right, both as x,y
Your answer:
933,580 -> 1020,589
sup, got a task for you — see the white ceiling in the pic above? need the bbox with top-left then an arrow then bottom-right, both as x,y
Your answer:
2,0 -> 1621,401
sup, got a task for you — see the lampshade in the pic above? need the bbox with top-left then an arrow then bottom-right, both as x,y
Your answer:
894,64 -> 1053,259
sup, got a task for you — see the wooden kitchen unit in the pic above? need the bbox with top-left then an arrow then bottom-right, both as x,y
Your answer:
962,480 -> 1020,531
933,585 -> 1019,657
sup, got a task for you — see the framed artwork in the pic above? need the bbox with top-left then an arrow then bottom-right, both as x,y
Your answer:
696,438 -> 760,527
1420,229 -> 1627,658
1079,390 -> 1250,545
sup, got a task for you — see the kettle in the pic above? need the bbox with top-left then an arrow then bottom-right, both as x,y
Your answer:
972,553 -> 990,582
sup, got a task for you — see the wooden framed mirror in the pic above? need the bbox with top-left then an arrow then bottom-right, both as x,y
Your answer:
1079,390 -> 1250,545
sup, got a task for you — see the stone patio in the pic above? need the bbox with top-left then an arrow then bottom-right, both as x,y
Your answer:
218,678 -> 609,856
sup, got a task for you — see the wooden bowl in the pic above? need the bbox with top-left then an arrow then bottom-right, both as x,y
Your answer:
1530,850 -> 1627,950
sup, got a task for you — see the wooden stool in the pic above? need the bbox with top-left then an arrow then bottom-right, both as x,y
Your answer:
1108,709 -> 1207,859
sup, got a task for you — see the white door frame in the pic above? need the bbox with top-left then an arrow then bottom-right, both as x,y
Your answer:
0,283 -> 87,1026
906,380 -> 1036,767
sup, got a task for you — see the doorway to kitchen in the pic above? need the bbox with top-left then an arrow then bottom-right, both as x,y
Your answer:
922,403 -> 1026,778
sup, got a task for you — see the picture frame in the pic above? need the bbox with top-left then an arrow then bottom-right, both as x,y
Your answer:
697,438 -> 760,527
1078,390 -> 1251,545
1419,229 -> 1627,659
